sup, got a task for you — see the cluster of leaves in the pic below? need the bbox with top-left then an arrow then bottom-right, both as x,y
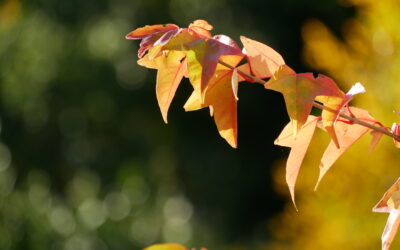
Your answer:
126,20 -> 400,249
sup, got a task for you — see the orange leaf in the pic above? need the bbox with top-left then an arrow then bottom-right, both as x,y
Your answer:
314,75 -> 346,148
144,243 -> 187,250
186,35 -> 243,100
267,65 -> 342,134
204,70 -> 238,147
240,36 -> 285,78
373,178 -> 400,250
369,130 -> 384,153
126,24 -> 178,39
236,63 -> 254,82
156,54 -> 187,123
315,107 -> 375,190
274,115 -> 319,209
138,51 -> 187,123
315,81 -> 364,148
184,68 -> 238,147
189,19 -> 213,38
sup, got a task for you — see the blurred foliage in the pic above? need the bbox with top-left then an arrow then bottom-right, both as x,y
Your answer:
270,0 -> 400,249
0,0 -> 360,249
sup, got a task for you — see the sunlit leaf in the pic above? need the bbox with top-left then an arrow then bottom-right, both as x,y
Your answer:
267,65 -> 343,134
369,130 -> 384,153
314,75 -> 346,148
316,81 -> 365,148
138,50 -> 187,123
373,178 -> 400,250
189,19 -> 213,38
315,107 -> 375,189
126,24 -> 179,58
240,36 -> 285,78
186,35 -> 243,99
274,115 -> 319,208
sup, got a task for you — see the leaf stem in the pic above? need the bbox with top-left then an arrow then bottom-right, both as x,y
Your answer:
218,59 -> 400,142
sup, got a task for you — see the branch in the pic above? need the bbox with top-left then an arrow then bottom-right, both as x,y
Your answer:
218,59 -> 400,142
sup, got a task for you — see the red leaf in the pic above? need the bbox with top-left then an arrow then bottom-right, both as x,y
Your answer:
126,24 -> 179,58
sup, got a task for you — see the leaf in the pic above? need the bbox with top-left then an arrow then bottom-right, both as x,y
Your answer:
315,107 -> 375,190
186,35 -> 243,99
189,19 -> 213,38
231,68 -> 239,100
274,115 -> 319,209
392,123 -> 400,148
240,36 -> 285,78
369,130 -> 384,153
205,71 -> 238,147
156,54 -> 187,123
138,50 -> 187,123
374,178 -> 400,213
144,243 -> 187,250
380,211 -> 400,250
315,81 -> 364,148
236,63 -> 254,82
183,57 -> 241,147
267,65 -> 342,134
184,67 -> 238,147
373,178 -> 400,250
126,24 -> 179,58
314,75 -> 346,148
126,24 -> 179,39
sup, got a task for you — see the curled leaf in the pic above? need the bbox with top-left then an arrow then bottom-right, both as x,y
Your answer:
126,24 -> 179,58
231,68 -> 239,101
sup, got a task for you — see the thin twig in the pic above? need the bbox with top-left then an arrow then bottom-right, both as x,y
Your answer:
218,59 -> 400,142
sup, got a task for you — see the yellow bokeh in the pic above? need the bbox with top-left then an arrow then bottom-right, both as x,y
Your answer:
270,0 -> 400,249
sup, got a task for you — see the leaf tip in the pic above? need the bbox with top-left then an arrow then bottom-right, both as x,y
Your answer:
288,186 -> 298,211
326,126 -> 340,149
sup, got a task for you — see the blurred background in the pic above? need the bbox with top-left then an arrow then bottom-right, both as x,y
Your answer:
0,0 -> 399,249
